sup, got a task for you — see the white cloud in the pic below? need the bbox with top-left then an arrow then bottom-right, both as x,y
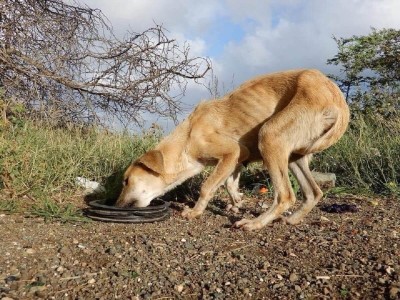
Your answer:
214,0 -> 400,86
75,0 -> 400,129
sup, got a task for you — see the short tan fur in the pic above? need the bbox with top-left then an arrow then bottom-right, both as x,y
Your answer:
117,69 -> 349,231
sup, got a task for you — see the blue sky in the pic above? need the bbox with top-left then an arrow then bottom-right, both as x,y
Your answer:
77,0 -> 400,130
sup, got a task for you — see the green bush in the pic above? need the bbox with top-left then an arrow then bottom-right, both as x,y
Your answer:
0,121 -> 159,207
313,113 -> 400,196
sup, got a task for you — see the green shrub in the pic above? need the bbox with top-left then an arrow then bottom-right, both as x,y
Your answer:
0,120 -> 159,207
313,113 -> 400,196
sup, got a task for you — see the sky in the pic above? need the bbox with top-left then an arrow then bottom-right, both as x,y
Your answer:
77,0 -> 400,130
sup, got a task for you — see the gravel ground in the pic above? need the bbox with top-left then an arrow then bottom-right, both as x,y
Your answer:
0,195 -> 399,300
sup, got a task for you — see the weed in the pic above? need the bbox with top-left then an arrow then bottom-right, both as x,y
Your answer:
0,199 -> 18,213
0,120 -> 159,214
30,199 -> 89,223
340,287 -> 349,298
313,113 -> 400,195
119,270 -> 139,279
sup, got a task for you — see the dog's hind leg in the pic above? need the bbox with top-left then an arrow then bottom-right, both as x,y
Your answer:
235,124 -> 298,230
182,137 -> 249,220
285,155 -> 323,224
225,165 -> 243,213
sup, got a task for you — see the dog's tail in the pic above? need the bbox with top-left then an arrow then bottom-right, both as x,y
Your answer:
307,104 -> 350,154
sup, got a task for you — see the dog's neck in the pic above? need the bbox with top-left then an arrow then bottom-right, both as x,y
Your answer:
155,118 -> 204,186
161,154 -> 204,190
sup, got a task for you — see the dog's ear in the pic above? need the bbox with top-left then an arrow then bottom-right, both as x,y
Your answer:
137,150 -> 164,174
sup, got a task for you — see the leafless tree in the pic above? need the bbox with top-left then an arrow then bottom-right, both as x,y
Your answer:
0,0 -> 211,126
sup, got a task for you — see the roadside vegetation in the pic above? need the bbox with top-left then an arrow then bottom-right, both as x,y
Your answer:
1,12 -> 399,220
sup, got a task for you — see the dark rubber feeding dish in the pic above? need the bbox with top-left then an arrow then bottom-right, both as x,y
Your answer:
86,199 -> 170,223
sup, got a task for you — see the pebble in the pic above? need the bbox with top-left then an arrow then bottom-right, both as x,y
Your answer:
289,273 -> 299,282
272,282 -> 284,289
29,285 -> 46,293
386,266 -> 395,274
58,247 -> 70,255
25,248 -> 35,254
389,287 -> 399,299
175,284 -> 184,293
88,278 -> 96,284
320,216 -> 330,222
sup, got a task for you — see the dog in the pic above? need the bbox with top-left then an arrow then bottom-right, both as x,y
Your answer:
116,69 -> 349,231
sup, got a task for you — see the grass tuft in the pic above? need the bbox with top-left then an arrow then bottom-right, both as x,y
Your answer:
313,113 -> 400,196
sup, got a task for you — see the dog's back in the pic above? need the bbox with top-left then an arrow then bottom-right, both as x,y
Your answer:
187,69 -> 349,160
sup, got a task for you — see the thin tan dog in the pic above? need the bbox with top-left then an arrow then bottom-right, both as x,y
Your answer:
116,69 -> 350,231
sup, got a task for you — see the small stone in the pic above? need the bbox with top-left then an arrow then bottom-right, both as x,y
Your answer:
58,247 -> 70,254
386,266 -> 395,274
342,250 -> 351,257
289,273 -> 299,282
295,285 -> 302,293
29,285 -> 46,293
260,261 -> 270,270
389,287 -> 399,299
175,284 -> 184,293
88,278 -> 96,284
273,282 -> 284,289
73,239 -> 79,244
181,238 -> 186,243
56,266 -> 64,273
277,274 -> 283,280
25,248 -> 35,254
2,297 -> 15,300
320,216 -> 330,222
216,287 -> 222,293
368,199 -> 379,206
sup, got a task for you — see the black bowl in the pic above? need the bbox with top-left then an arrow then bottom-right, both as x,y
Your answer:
85,199 -> 170,223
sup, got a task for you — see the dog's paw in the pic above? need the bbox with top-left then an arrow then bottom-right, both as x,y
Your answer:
181,207 -> 203,220
226,204 -> 240,213
234,218 -> 263,231
281,212 -> 304,225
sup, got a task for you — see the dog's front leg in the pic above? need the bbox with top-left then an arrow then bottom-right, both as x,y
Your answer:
225,166 -> 243,213
182,142 -> 248,220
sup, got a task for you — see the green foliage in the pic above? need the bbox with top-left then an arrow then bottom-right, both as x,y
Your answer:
328,28 -> 399,116
0,199 -> 18,213
313,113 -> 400,195
30,199 -> 89,223
0,120 -> 159,212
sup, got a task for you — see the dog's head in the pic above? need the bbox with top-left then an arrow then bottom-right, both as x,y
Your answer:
115,150 -> 167,208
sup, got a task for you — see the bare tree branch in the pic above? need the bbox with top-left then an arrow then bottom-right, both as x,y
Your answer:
0,0 -> 211,127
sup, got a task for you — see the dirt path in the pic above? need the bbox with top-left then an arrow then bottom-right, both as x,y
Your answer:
0,196 -> 399,299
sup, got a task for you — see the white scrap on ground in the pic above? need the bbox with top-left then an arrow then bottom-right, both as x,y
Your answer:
75,177 -> 105,194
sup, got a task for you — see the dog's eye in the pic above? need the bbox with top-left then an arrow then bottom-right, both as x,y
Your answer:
123,178 -> 129,186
